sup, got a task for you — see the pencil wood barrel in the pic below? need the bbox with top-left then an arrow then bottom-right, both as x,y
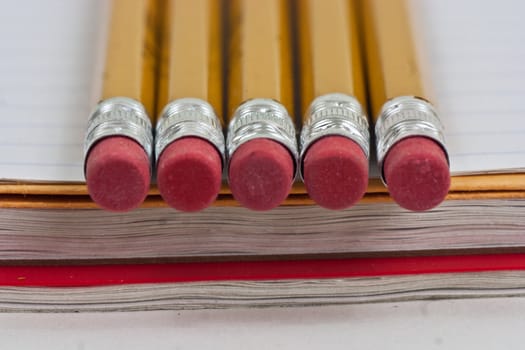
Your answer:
297,0 -> 370,210
360,0 -> 450,211
84,0 -> 162,212
226,0 -> 298,211
155,0 -> 225,212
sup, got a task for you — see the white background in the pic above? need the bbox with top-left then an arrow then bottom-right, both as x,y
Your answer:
1,297 -> 524,349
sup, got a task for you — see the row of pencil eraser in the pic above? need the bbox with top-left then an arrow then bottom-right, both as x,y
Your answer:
84,94 -> 450,213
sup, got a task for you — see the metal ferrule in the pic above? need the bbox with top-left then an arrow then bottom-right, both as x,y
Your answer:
83,96 -> 153,176
375,96 -> 449,183
299,93 -> 370,179
226,98 -> 299,175
155,98 -> 225,166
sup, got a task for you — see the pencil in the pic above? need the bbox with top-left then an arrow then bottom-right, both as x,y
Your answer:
84,0 -> 161,212
360,0 -> 450,211
154,0 -> 225,212
297,0 -> 370,210
226,0 -> 298,211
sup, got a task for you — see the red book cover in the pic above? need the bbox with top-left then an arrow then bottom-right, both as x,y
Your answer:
2,253 -> 525,288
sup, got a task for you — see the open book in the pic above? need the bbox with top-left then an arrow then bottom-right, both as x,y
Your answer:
0,0 -> 524,262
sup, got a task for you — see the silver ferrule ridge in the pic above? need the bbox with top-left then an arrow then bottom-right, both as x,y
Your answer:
299,93 -> 370,179
155,98 -> 225,165
83,96 -> 153,176
375,96 -> 449,183
226,98 -> 299,175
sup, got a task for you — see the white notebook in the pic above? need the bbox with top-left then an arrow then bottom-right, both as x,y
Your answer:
0,0 -> 523,182
410,0 -> 525,175
0,0 -> 108,182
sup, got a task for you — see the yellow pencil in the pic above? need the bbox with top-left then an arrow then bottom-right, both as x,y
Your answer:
360,0 -> 450,211
84,0 -> 162,212
154,0 -> 225,212
297,0 -> 370,210
226,0 -> 298,211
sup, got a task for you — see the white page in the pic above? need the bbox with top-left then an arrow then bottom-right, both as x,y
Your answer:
410,0 -> 525,175
0,0 -> 108,182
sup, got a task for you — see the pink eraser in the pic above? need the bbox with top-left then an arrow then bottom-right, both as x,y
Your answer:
228,138 -> 294,211
383,136 -> 450,211
303,136 -> 368,210
86,136 -> 150,212
157,137 -> 222,212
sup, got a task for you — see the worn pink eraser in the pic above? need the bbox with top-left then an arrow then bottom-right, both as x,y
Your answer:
383,136 -> 450,211
157,137 -> 222,212
228,138 -> 294,211
303,136 -> 368,210
86,136 -> 150,212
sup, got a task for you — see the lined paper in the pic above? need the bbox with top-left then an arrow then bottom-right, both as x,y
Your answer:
0,0 -> 524,182
0,0 -> 108,182
410,0 -> 525,175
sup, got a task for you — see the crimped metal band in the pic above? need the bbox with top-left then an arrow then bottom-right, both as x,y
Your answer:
83,97 -> 153,176
226,98 -> 299,174
155,98 -> 225,165
299,93 -> 370,179
375,96 -> 449,183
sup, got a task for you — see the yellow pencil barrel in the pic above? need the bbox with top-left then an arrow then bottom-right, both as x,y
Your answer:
227,0 -> 293,114
296,0 -> 370,210
360,0 -> 450,211
84,0 -> 163,212
360,0 -> 424,120
85,0 -> 162,160
297,0 -> 365,115
154,0 -> 225,212
102,0 -> 160,116
226,0 -> 298,211
157,0 -> 223,117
